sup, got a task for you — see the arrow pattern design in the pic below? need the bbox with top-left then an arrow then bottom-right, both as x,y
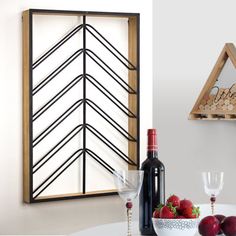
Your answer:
31,16 -> 139,200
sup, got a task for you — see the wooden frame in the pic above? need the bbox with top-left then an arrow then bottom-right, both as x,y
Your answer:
22,9 -> 140,203
189,43 -> 236,120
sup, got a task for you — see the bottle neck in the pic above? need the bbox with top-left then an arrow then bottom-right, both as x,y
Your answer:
147,129 -> 158,159
147,150 -> 158,159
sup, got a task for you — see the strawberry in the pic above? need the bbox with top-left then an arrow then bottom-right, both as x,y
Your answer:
183,206 -> 200,219
166,194 -> 180,207
153,204 -> 164,218
178,199 -> 193,213
153,210 -> 159,218
159,204 -> 177,219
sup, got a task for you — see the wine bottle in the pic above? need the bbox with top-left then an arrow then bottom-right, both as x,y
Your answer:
139,129 -> 165,235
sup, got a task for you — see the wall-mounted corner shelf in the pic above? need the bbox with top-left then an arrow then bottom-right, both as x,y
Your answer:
189,43 -> 236,120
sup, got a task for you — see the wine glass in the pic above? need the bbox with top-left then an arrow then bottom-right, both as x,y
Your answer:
113,170 -> 144,236
202,172 -> 224,215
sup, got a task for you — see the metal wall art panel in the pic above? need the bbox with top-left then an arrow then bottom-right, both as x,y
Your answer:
22,9 -> 140,203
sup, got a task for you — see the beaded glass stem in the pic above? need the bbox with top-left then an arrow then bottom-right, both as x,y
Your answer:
126,201 -> 132,236
210,195 -> 216,215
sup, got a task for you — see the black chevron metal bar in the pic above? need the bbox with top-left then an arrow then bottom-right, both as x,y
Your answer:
86,124 -> 136,166
33,74 -> 83,121
82,15 -> 87,194
33,24 -> 83,69
86,148 -> 115,174
86,74 -> 136,118
86,24 -> 136,71
86,99 -> 136,141
33,149 -> 84,199
33,49 -> 83,95
86,49 -> 136,94
33,99 -> 83,147
33,125 -> 83,174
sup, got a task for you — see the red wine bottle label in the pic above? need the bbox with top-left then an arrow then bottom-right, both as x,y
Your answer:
147,129 -> 157,151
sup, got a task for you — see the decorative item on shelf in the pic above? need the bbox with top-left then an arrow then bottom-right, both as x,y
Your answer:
22,9 -> 140,203
189,43 -> 236,120
139,129 -> 165,235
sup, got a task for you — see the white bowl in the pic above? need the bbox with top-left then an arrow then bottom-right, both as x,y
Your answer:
152,218 -> 199,236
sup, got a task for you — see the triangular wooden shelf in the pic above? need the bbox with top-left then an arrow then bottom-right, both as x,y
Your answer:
189,43 -> 236,120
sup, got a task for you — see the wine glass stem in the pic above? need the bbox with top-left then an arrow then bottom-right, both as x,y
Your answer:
127,206 -> 132,236
210,196 -> 216,215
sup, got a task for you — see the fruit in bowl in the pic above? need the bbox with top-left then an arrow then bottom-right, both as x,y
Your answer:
152,195 -> 200,236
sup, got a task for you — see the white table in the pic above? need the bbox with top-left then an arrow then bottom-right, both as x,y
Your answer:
70,204 -> 236,236
69,221 -> 202,236
70,221 -> 140,236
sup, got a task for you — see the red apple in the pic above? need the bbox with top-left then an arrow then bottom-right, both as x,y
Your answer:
199,216 -> 220,236
221,216 -> 236,236
214,215 -> 226,235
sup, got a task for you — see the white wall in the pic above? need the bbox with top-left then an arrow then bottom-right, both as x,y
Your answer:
155,0 -> 236,205
0,0 -> 153,234
153,0 -> 157,127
